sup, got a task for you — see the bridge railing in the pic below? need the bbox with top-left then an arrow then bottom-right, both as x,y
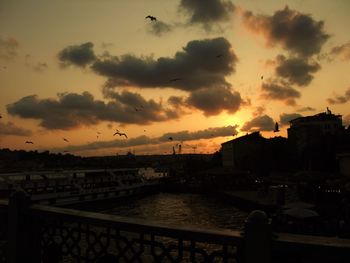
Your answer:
1,193 -> 350,263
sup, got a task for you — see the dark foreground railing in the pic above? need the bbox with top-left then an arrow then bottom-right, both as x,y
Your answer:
1,192 -> 350,263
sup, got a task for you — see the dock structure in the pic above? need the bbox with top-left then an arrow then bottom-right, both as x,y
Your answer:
0,168 -> 159,206
0,194 -> 350,262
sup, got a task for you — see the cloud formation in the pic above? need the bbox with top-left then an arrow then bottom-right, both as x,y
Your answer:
58,42 -> 96,67
275,55 -> 320,86
0,121 -> 32,136
52,125 -> 239,152
261,79 -> 301,105
329,42 -> 350,61
297,106 -> 316,112
0,36 -> 19,60
91,37 -> 237,91
7,91 -> 180,130
186,86 -> 244,116
241,114 -> 275,132
242,6 -> 329,57
279,113 -> 302,126
147,20 -> 173,36
327,88 -> 350,104
179,0 -> 235,31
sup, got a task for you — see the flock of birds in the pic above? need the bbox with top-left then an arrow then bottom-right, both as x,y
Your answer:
0,15 -> 279,154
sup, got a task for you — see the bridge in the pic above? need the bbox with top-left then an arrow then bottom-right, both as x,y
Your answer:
0,192 -> 349,262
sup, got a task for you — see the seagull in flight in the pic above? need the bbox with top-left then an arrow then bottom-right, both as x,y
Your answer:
145,15 -> 157,21
63,138 -> 69,143
25,141 -> 34,144
273,122 -> 280,132
114,131 -> 128,138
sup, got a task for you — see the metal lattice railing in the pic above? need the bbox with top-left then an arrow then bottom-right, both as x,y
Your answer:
32,205 -> 243,262
0,200 -> 8,263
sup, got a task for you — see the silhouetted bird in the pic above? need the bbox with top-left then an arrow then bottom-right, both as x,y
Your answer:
63,138 -> 69,142
0,114 -> 2,119
113,131 -> 128,138
261,75 -> 264,80
274,122 -> 280,132
168,137 -> 173,141
25,141 -> 34,144
169,78 -> 181,82
145,15 -> 157,21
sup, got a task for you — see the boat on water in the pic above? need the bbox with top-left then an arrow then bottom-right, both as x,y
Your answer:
0,168 -> 162,206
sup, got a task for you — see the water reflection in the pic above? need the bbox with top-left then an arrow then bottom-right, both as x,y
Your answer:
104,193 -> 248,230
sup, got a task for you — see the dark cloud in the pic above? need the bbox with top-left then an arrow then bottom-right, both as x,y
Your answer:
91,37 -> 237,91
329,42 -> 350,61
275,55 -> 320,86
327,88 -> 350,104
242,6 -> 329,57
52,125 -> 239,152
186,86 -> 244,116
147,20 -> 173,36
0,121 -> 32,136
241,114 -> 275,132
0,36 -> 19,60
179,0 -> 235,31
261,79 -> 301,105
158,125 -> 239,142
297,106 -> 316,112
167,96 -> 186,108
7,91 -> 180,130
279,113 -> 303,126
58,42 -> 96,67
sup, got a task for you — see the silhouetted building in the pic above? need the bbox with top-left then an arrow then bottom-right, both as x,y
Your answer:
288,111 -> 344,171
221,132 -> 266,170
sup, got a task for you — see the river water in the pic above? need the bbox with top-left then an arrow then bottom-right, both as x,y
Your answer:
103,192 -> 248,231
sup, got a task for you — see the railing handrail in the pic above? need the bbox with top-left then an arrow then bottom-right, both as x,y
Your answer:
275,232 -> 350,249
30,203 -> 243,244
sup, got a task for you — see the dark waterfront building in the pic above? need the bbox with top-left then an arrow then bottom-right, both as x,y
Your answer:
221,132 -> 291,174
288,111 -> 350,171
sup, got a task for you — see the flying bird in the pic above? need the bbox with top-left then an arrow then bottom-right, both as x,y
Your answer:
168,137 -> 173,141
114,131 -> 128,138
274,122 -> 280,132
261,76 -> 264,80
145,15 -> 157,21
63,138 -> 69,143
25,141 -> 34,144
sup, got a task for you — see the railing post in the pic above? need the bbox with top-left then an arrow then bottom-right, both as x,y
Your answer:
8,190 -> 41,263
243,210 -> 272,263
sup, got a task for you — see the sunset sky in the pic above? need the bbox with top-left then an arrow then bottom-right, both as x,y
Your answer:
1,0 -> 350,156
